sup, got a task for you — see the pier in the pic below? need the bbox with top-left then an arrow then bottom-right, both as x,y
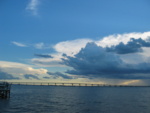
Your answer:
0,82 -> 11,99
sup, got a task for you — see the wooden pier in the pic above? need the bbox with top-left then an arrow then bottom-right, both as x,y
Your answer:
0,82 -> 11,99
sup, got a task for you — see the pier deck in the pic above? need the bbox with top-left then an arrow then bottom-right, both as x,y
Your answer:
0,82 -> 11,99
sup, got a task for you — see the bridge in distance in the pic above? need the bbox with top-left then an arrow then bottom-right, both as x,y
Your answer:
8,82 -> 150,87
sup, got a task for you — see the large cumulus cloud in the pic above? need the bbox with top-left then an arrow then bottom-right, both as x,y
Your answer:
62,42 -> 150,79
106,38 -> 150,54
30,31 -> 150,68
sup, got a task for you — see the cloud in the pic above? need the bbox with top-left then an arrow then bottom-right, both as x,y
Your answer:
0,61 -> 48,79
106,38 -> 150,54
31,57 -> 64,67
24,74 -> 40,80
12,41 -> 51,49
54,38 -> 93,56
43,76 -> 50,79
62,42 -> 150,79
12,41 -> 27,47
34,54 -> 53,58
34,42 -> 45,49
0,70 -> 19,80
121,80 -> 141,85
26,0 -> 40,16
31,52 -> 68,67
29,31 -> 150,76
96,31 -> 150,47
53,32 -> 150,57
33,42 -> 51,49
47,72 -> 72,79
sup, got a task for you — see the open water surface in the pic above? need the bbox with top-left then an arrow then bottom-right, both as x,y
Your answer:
0,85 -> 150,113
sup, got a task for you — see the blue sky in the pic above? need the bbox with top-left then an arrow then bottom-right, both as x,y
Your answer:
1,0 -> 150,85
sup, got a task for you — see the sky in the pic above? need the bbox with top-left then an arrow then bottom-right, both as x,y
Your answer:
1,0 -> 150,85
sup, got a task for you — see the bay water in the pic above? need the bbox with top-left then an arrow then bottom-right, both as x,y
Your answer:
0,85 -> 150,113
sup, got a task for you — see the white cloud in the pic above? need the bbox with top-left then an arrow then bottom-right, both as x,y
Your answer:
31,52 -> 71,68
34,42 -> 44,49
12,41 -> 52,49
12,41 -> 27,47
96,31 -> 150,47
33,42 -> 51,49
54,38 -> 93,56
53,31 -> 150,57
0,61 -> 48,79
26,0 -> 40,16
31,57 -> 63,67
0,61 -> 74,81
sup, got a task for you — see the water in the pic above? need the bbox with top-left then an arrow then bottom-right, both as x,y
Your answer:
1,85 -> 150,113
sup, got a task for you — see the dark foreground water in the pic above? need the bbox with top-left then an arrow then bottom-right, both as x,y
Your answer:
1,85 -> 150,113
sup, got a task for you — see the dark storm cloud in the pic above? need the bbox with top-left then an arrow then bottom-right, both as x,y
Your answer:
34,54 -> 53,58
0,71 -> 19,80
106,38 -> 150,54
24,74 -> 40,80
43,76 -> 50,79
62,42 -> 150,79
47,72 -> 72,79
